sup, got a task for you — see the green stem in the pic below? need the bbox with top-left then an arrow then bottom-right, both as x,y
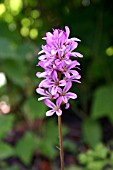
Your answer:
58,115 -> 64,170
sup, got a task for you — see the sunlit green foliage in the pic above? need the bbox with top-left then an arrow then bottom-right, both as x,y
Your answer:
79,143 -> 113,170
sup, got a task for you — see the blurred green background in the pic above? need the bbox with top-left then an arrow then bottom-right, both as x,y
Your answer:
0,0 -> 113,170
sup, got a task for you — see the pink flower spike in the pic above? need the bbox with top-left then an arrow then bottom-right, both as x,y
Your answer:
36,26 -> 83,116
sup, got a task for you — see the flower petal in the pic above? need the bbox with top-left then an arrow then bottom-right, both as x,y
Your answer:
63,82 -> 72,92
70,70 -> 79,76
51,86 -> 58,95
51,49 -> 57,55
72,74 -> 81,79
70,37 -> 81,42
62,96 -> 68,103
66,92 -> 77,99
36,88 -> 46,95
46,32 -> 53,39
64,72 -> 70,78
70,42 -> 78,51
72,52 -> 83,58
39,79 -> 50,88
73,80 -> 81,83
36,72 -> 47,78
54,29 -> 59,38
52,70 -> 58,82
57,87 -> 62,93
56,97 -> 63,107
59,80 -> 66,86
65,26 -> 70,38
56,109 -> 62,116
65,103 -> 70,109
68,60 -> 80,69
38,55 -> 47,60
46,110 -> 55,116
44,99 -> 55,109
38,96 -> 49,101
38,50 -> 44,55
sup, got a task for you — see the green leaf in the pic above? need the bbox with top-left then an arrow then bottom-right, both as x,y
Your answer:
0,22 -> 21,43
87,160 -> 106,170
2,59 -> 27,87
38,139 -> 57,159
16,43 -> 35,61
15,132 -> 37,165
37,120 -> 69,159
94,143 -> 109,159
6,165 -> 20,170
37,120 -> 58,159
65,165 -> 83,170
45,119 -> 58,145
79,152 -> 93,165
63,140 -> 76,154
110,152 -> 113,163
23,98 -> 47,119
91,85 -> 113,121
82,119 -> 102,147
0,38 -> 16,59
0,142 -> 14,159
87,60 -> 104,83
0,115 -> 14,139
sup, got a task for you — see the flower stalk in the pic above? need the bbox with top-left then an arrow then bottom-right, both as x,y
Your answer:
58,115 -> 64,170
36,26 -> 83,170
